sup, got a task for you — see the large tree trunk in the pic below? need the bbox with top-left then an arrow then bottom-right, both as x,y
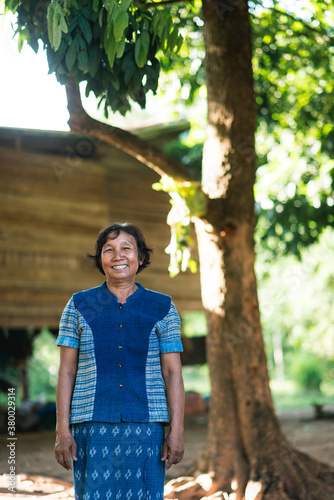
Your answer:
166,1 -> 334,499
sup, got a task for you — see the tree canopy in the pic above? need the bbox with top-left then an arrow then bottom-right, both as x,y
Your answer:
6,0 -> 183,116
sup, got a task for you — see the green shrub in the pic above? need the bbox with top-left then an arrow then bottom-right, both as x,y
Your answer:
290,353 -> 323,391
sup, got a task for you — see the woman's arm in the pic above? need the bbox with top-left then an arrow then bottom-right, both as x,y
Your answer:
54,345 -> 78,470
161,351 -> 185,470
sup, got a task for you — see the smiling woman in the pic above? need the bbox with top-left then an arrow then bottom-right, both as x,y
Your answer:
54,222 -> 185,500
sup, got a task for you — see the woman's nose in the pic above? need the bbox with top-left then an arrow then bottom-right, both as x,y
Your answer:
112,248 -> 123,259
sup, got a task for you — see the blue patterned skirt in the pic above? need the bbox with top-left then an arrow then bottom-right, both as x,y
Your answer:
72,422 -> 165,500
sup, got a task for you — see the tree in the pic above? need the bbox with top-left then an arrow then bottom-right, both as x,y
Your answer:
5,0 -> 334,498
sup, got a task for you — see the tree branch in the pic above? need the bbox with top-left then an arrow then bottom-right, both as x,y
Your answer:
65,76 -> 196,183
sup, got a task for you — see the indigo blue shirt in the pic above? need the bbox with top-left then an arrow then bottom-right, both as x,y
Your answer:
56,282 -> 183,424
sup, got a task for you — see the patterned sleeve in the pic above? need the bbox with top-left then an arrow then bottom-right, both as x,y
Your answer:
56,296 -> 80,348
157,302 -> 183,353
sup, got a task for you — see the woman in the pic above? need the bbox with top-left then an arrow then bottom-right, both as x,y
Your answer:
54,222 -> 184,500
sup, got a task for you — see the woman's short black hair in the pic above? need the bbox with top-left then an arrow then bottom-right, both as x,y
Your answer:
87,222 -> 153,275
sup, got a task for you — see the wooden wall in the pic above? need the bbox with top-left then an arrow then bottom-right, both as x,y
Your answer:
0,127 -> 202,328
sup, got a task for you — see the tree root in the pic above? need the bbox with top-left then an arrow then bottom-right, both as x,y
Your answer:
164,447 -> 334,500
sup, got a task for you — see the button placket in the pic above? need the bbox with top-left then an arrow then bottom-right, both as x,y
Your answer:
118,303 -> 124,392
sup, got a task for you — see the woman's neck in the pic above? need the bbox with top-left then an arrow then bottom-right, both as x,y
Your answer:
106,279 -> 138,303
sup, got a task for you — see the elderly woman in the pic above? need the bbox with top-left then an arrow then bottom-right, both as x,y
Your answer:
54,222 -> 184,500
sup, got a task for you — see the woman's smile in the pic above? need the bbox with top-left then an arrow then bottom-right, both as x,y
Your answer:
112,264 -> 128,270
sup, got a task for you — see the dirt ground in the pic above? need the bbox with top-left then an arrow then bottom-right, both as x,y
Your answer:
1,407 -> 334,499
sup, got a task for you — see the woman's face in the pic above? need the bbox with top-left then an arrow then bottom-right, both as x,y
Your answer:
101,231 -> 142,283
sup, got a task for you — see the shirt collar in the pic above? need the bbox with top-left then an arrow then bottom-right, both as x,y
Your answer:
100,281 -> 144,304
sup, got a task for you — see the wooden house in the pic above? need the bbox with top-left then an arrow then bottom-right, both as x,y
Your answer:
0,124 -> 202,331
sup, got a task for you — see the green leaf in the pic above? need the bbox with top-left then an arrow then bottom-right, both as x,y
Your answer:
161,16 -> 172,49
60,15 -> 68,34
68,17 -> 79,33
167,25 -> 179,52
122,51 -> 136,85
79,16 -> 92,44
65,40 -> 77,72
104,30 -> 118,68
57,62 -> 66,74
69,0 -> 79,9
76,36 -> 88,71
17,31 -> 26,52
105,0 -> 117,14
134,31 -> 150,68
93,0 -> 100,12
151,10 -> 166,42
120,0 -> 132,11
29,37 -> 39,54
88,44 -> 101,77
98,8 -> 104,28
145,61 -> 160,93
113,10 -> 129,42
110,71 -> 120,91
116,36 -> 126,58
47,4 -> 54,48
174,34 -> 183,54
52,14 -> 62,51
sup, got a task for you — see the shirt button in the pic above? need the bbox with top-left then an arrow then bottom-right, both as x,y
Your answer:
119,324 -> 123,328
119,384 -> 123,388
119,345 -> 123,349
119,304 -> 123,309
119,364 -> 122,368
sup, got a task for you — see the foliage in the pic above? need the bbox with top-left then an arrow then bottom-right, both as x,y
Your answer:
29,328 -> 58,402
4,0 -> 183,116
269,379 -> 334,411
252,1 -> 334,256
157,0 -> 205,108
164,140 -> 203,180
289,352 -> 324,391
182,364 -> 211,396
153,175 -> 206,275
256,227 -> 334,390
181,311 -> 207,338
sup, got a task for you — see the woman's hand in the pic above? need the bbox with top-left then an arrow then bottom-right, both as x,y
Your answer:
54,429 -> 77,470
162,428 -> 184,470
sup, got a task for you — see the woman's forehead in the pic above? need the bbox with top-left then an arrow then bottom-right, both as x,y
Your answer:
104,231 -> 136,245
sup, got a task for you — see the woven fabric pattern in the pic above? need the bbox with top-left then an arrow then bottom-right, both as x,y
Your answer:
72,422 -> 165,500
